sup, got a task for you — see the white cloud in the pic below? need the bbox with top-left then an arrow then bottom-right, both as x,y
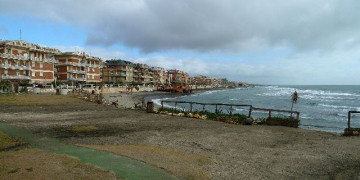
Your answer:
1,0 -> 360,53
1,0 -> 360,84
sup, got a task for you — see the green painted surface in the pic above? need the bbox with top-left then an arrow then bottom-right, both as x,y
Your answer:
0,123 -> 178,180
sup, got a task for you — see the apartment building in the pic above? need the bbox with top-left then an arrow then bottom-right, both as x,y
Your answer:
133,63 -> 153,84
0,40 -> 60,84
103,60 -> 134,84
167,69 -> 190,84
55,52 -> 102,83
150,66 -> 168,85
191,75 -> 223,86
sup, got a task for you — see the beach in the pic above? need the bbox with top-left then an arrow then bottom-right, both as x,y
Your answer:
1,93 -> 360,179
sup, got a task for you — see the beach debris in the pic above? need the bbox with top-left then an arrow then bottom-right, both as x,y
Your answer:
243,117 -> 254,125
177,113 -> 185,117
201,115 -> 207,119
187,113 -> 193,118
193,114 -> 201,119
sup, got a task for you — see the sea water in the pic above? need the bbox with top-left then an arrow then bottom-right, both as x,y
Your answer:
154,85 -> 360,133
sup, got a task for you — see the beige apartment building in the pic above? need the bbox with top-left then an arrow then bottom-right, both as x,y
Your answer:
150,66 -> 168,85
103,60 -> 134,84
133,63 -> 153,84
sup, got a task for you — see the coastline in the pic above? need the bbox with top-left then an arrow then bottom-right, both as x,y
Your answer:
1,94 -> 360,179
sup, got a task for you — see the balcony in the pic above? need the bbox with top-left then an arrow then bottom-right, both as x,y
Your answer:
68,77 -> 86,81
0,53 -> 56,62
57,62 -> 87,67
1,75 -> 31,80
68,70 -> 86,74
0,64 -> 31,70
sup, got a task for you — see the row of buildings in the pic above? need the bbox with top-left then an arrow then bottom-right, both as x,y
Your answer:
0,40 -> 227,86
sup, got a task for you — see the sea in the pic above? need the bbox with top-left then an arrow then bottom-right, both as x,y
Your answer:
153,85 -> 360,133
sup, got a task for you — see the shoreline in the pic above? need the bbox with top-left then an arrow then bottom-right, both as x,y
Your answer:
1,94 -> 360,179
103,88 -> 349,135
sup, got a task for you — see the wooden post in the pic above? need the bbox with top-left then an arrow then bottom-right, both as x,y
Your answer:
161,101 -> 164,110
215,104 -> 218,114
174,102 -> 177,110
230,105 -> 233,115
248,106 -> 252,118
296,112 -> 300,121
348,111 -> 351,129
268,110 -> 272,119
190,103 -> 193,112
203,104 -> 205,112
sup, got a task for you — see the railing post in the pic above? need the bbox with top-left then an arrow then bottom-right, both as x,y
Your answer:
215,104 -> 218,114
161,101 -> 164,110
190,103 -> 193,113
268,110 -> 272,119
348,111 -> 351,129
174,102 -> 177,110
296,112 -> 300,120
230,105 -> 233,115
248,106 -> 252,118
202,104 -> 205,112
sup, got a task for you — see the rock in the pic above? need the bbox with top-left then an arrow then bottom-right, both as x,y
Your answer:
243,117 -> 254,125
177,113 -> 185,117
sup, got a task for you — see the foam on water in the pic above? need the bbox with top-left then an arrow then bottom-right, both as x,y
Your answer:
152,85 -> 360,133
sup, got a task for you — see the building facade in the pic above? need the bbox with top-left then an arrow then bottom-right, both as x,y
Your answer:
55,52 -> 102,83
150,66 -> 168,85
103,60 -> 134,84
133,63 -> 153,84
0,40 -> 60,84
167,69 -> 190,84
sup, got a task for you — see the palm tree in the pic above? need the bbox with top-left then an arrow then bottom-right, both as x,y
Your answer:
290,91 -> 298,118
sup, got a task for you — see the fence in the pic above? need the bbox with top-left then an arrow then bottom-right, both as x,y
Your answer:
160,100 -> 300,120
348,111 -> 360,129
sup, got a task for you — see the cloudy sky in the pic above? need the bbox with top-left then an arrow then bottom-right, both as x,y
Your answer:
1,0 -> 360,85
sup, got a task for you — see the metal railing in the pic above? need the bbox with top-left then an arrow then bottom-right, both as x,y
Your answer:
348,111 -> 360,129
1,75 -> 31,80
160,100 -> 300,120
0,53 -> 55,62
0,64 -> 31,70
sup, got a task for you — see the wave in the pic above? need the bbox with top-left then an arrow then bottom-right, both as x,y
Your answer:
318,104 -> 360,111
258,86 -> 360,100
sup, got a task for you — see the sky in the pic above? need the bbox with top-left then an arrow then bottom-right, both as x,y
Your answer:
1,0 -> 360,85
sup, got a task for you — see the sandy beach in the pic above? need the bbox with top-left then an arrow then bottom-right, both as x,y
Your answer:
0,93 -> 360,179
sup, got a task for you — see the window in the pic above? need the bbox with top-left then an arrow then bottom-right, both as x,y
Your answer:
4,70 -> 8,75
40,63 -> 43,69
16,71 -> 20,76
32,62 -> 35,67
32,72 -> 35,77
40,72 -> 43,77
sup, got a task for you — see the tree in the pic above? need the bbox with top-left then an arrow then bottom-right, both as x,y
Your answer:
290,91 -> 298,117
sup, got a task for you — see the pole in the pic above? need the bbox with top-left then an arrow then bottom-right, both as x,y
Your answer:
348,111 -> 351,129
248,106 -> 253,118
